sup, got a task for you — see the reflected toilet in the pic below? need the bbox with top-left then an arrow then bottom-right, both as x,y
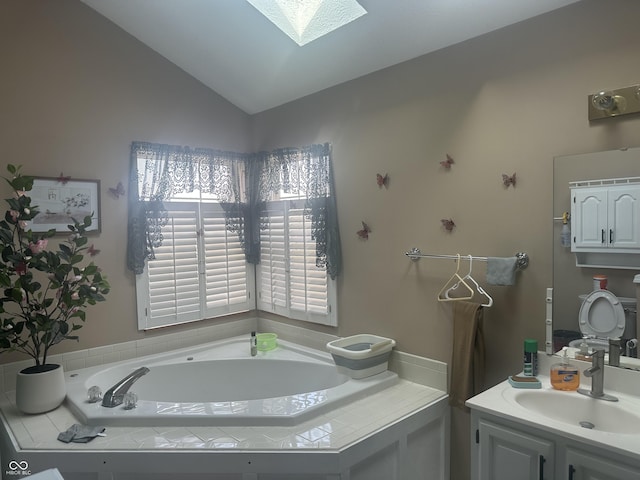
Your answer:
568,290 -> 636,353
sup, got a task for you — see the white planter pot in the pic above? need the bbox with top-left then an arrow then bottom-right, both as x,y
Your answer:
16,364 -> 66,414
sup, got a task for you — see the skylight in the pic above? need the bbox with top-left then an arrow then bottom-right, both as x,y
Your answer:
246,0 -> 367,46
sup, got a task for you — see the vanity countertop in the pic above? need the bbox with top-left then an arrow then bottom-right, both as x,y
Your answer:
467,353 -> 640,460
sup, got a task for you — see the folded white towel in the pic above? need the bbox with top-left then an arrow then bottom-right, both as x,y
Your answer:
486,257 -> 517,285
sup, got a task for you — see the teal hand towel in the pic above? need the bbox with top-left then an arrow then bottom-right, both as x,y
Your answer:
486,257 -> 517,285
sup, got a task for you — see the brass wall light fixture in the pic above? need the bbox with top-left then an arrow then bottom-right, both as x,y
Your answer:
588,84 -> 640,121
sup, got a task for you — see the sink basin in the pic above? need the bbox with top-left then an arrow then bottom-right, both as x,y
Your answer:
506,389 -> 640,434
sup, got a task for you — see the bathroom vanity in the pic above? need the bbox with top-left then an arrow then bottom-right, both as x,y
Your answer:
467,355 -> 640,480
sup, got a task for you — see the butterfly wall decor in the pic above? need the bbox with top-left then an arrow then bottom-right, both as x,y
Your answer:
440,154 -> 455,170
108,182 -> 125,198
56,172 -> 71,184
502,173 -> 516,188
356,221 -> 371,240
87,244 -> 101,257
441,218 -> 456,232
376,173 -> 389,188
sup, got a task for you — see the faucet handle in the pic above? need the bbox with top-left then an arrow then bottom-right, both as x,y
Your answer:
582,347 -> 604,357
582,348 -> 605,364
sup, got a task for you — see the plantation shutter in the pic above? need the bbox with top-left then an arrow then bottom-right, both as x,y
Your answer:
288,207 -> 329,316
139,206 -> 201,329
201,207 -> 251,314
257,202 -> 336,326
258,208 -> 287,315
137,203 -> 253,330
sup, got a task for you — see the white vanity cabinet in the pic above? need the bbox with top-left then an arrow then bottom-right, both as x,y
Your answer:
475,418 -> 554,480
565,447 -> 640,480
570,182 -> 640,252
471,412 -> 640,480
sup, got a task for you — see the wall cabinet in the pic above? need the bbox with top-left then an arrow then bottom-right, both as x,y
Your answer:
571,182 -> 640,253
471,412 -> 640,480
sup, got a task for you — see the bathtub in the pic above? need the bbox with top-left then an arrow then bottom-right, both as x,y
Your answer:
65,335 -> 399,427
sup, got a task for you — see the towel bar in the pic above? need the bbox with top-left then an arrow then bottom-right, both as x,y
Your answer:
405,248 -> 529,270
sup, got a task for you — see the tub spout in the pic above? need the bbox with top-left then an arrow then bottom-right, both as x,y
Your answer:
102,367 -> 150,408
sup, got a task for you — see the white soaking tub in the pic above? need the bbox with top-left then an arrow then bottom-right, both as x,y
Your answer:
65,335 -> 399,427
0,330 -> 449,480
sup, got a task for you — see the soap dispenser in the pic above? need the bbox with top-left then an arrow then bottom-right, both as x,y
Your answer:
550,347 -> 580,391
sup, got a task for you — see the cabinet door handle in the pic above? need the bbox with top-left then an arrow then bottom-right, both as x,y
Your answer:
602,229 -> 606,244
568,464 -> 576,480
539,455 -> 545,480
610,228 -> 613,244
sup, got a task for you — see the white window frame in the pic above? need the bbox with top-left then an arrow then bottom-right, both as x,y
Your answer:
136,201 -> 255,330
256,199 -> 337,327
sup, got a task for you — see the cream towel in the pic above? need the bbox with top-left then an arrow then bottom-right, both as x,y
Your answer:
449,301 -> 485,410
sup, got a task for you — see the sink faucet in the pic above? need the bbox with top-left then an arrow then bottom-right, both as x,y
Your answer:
577,349 -> 618,402
102,367 -> 150,407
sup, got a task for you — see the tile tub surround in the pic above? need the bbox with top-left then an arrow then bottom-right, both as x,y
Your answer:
0,317 -> 448,394
0,320 -> 449,478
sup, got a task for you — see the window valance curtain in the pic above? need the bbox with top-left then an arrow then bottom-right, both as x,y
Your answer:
126,142 -> 246,274
127,141 -> 342,279
252,143 -> 341,279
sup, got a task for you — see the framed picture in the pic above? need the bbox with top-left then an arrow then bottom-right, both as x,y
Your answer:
28,177 -> 101,233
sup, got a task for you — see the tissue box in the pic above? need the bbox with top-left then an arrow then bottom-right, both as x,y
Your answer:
326,334 -> 396,379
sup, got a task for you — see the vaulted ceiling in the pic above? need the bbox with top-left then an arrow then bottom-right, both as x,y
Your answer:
81,0 -> 582,114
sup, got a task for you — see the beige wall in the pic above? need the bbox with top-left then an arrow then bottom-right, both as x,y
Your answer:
0,0 -> 252,360
250,2 -> 640,477
253,0 -> 640,383
2,0 -> 640,479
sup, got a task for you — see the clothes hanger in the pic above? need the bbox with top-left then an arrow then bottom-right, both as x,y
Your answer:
437,254 -> 474,302
462,254 -> 493,307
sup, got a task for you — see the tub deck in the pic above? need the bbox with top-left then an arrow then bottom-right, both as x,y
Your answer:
0,327 -> 449,479
1,379 -> 444,451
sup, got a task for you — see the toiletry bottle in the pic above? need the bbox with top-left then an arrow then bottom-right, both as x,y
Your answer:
574,336 -> 590,361
560,212 -> 571,247
550,347 -> 580,391
250,331 -> 257,356
523,339 -> 538,376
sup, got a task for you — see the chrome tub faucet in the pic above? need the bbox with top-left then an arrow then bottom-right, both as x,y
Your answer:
102,366 -> 150,407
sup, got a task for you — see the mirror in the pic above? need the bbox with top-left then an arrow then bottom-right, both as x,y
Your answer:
553,147 -> 640,368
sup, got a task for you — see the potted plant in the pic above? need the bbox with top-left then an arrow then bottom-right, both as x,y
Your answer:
0,165 -> 110,413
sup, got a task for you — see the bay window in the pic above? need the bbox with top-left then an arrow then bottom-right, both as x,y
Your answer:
128,142 -> 341,330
